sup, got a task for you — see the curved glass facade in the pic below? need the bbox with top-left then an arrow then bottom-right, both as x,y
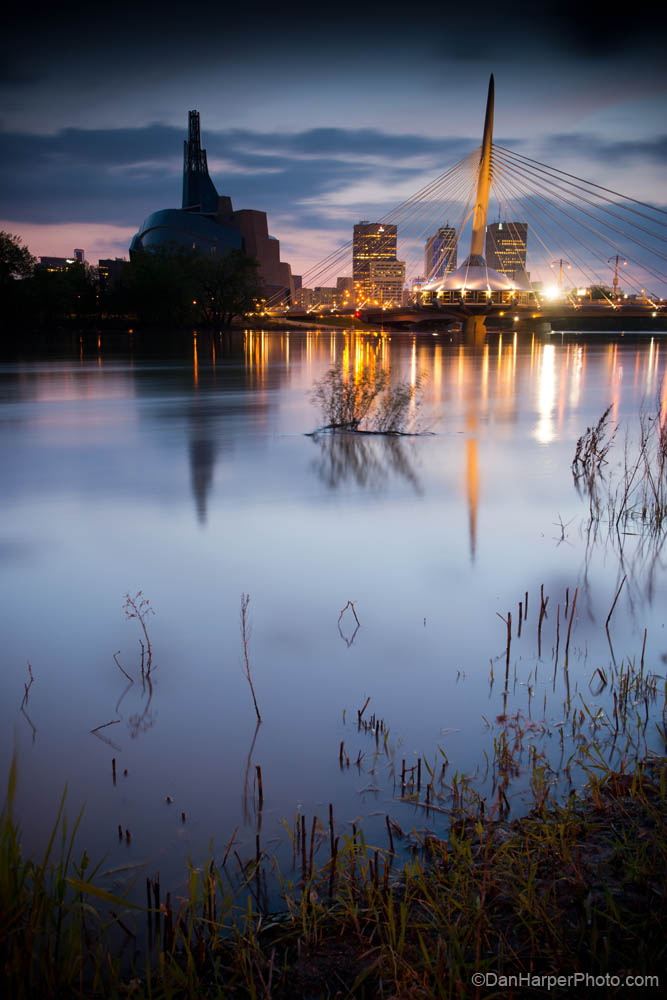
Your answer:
130,209 -> 242,258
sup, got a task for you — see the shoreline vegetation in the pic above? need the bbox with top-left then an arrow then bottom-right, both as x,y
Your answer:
4,560 -> 667,995
2,752 -> 665,999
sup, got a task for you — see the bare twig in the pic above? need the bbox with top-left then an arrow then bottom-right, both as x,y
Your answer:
112,651 -> 134,684
338,600 -> 360,626
240,594 -> 262,722
19,663 -> 37,741
123,592 -> 155,675
338,601 -> 361,646
90,719 -> 122,751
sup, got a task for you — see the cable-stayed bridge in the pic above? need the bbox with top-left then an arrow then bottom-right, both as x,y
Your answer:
273,77 -> 666,337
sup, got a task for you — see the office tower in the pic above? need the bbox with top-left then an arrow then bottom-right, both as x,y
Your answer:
353,222 -> 398,299
368,260 -> 406,306
425,226 -> 457,280
486,222 -> 528,277
352,222 -> 406,305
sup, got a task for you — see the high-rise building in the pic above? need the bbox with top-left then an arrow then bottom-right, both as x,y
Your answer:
425,226 -> 457,280
353,222 -> 397,297
485,222 -> 528,278
368,260 -> 406,306
352,222 -> 405,305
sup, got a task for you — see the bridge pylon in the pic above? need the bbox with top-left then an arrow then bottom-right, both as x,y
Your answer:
463,315 -> 487,346
470,74 -> 494,259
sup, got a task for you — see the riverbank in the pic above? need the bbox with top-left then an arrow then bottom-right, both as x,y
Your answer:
3,753 -> 665,999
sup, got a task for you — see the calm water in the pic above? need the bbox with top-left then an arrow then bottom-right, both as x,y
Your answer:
1,328 -> 666,901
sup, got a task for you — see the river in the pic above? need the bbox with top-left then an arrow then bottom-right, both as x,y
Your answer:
1,326 -> 665,904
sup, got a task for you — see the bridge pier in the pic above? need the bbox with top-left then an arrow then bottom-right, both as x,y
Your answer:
463,315 -> 487,347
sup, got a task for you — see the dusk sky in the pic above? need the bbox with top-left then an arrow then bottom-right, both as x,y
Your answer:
2,2 -> 666,278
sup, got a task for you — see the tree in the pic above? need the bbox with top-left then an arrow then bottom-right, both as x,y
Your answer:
195,251 -> 261,327
124,249 -> 198,327
0,231 -> 36,285
21,262 -> 99,326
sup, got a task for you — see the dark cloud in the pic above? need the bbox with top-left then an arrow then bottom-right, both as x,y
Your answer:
3,115 -> 665,243
539,133 -> 667,165
0,123 -> 475,227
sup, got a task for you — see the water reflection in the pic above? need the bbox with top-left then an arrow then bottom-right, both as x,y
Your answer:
3,327 -> 667,913
535,343 -> 556,444
310,430 -> 422,493
338,600 -> 361,647
190,436 -> 217,523
242,721 -> 261,827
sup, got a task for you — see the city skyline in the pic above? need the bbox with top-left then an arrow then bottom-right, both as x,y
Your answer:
2,3 -> 665,275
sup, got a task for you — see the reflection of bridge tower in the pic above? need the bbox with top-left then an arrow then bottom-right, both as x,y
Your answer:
466,431 -> 479,561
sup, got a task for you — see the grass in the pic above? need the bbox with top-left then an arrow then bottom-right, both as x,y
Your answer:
573,400 -> 667,533
4,567 -> 666,996
4,573 -> 667,997
3,741 -> 665,998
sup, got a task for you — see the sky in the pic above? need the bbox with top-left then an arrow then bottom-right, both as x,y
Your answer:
2,2 -> 666,282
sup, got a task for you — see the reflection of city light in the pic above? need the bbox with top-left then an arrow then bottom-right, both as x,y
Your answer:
432,344 -> 442,404
482,343 -> 489,406
535,344 -> 556,444
647,338 -> 654,391
569,345 -> 583,410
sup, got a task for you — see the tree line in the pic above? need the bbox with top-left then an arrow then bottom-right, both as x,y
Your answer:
0,232 -> 263,332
